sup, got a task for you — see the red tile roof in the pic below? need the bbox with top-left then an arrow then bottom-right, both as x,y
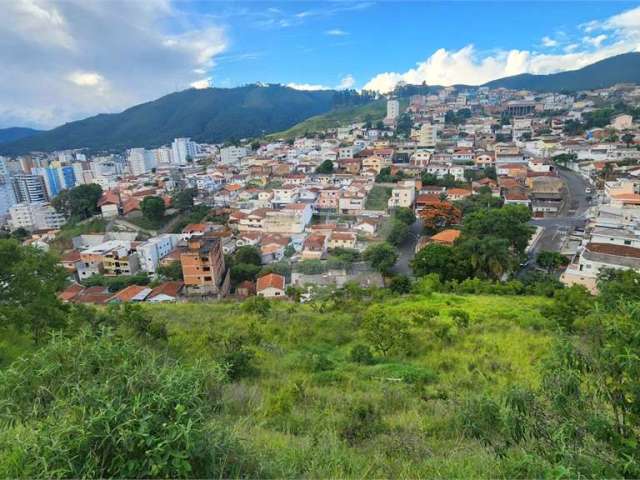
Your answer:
256,273 -> 285,292
148,281 -> 183,300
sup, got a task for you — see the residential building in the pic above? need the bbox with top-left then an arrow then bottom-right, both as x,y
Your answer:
419,123 -> 437,147
12,174 -> 48,203
220,146 -> 248,165
9,202 -> 65,231
180,234 -> 230,297
386,99 -> 400,120
171,137 -> 198,165
136,234 -> 181,272
256,273 -> 286,298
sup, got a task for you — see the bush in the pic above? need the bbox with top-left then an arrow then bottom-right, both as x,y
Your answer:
449,309 -> 470,328
349,344 -> 375,364
0,330 -> 253,478
340,401 -> 384,445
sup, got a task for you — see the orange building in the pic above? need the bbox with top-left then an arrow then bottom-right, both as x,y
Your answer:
180,234 -> 230,297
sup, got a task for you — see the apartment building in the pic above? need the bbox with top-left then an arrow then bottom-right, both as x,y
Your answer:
9,202 -> 65,231
180,235 -> 230,297
136,234 -> 181,272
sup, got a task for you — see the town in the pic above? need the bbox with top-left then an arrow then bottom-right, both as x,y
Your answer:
1,82 -> 639,304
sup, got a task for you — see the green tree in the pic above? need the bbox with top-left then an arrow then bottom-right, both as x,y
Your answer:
172,188 -> 197,211
394,207 -> 416,225
386,219 -> 409,246
231,263 -> 261,285
363,242 -> 398,273
462,204 -> 533,254
140,196 -> 165,223
157,261 -> 183,280
543,284 -> 593,331
51,183 -> 103,220
315,160 -> 334,174
0,240 -> 67,343
234,245 -> 262,266
389,275 -> 411,294
622,133 -> 635,147
597,268 -> 640,310
537,251 -> 569,272
457,236 -> 515,280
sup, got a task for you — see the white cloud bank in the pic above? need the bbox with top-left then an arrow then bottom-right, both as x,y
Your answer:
0,0 -> 227,128
364,6 -> 640,92
288,74 -> 356,91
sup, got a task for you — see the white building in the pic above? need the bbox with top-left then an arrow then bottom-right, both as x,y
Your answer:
136,234 -> 181,272
128,148 -> 157,176
171,138 -> 198,165
154,147 -> 173,166
220,146 -> 248,165
9,202 -> 65,231
419,123 -> 437,147
0,157 -> 16,217
386,99 -> 400,120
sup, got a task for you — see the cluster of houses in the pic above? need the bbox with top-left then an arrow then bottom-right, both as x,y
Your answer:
6,81 -> 640,302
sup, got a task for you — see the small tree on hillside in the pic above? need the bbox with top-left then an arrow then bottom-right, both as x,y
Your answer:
140,196 -> 165,223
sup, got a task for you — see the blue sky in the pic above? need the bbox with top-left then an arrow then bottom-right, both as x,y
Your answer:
1,1 -> 640,128
198,1 -> 638,90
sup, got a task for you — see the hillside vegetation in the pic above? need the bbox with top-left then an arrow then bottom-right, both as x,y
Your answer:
0,85 -> 336,154
268,100 -> 388,139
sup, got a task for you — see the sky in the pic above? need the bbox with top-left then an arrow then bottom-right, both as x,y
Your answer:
1,0 -> 640,129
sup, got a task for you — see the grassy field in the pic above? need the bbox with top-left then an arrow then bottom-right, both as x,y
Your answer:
140,291 -> 553,477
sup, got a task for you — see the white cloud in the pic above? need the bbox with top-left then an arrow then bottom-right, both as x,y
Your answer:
325,29 -> 348,36
67,71 -> 104,87
583,34 -> 607,48
363,6 -> 640,92
190,78 -> 212,89
0,0 -> 227,128
287,82 -> 332,91
338,74 -> 356,89
541,36 -> 558,47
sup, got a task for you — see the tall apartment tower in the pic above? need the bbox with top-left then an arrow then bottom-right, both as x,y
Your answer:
386,99 -> 400,120
12,174 -> 48,203
171,138 -> 198,165
419,123 -> 437,147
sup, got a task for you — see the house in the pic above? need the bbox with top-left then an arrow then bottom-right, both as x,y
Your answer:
71,285 -> 112,304
235,280 -> 256,298
355,218 -> 379,236
58,282 -> 84,303
328,231 -> 357,250
97,190 -> 120,218
561,242 -> 640,293
445,188 -> 472,201
388,185 -> 416,208
302,234 -> 328,259
108,284 -> 152,303
429,229 -> 461,245
256,273 -> 286,298
147,281 -> 184,303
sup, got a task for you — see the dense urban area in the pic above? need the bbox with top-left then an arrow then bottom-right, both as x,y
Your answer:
2,80 -> 640,477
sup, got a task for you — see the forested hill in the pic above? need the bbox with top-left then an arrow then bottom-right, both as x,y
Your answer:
482,52 -> 640,92
0,85 -> 338,154
0,127 -> 42,144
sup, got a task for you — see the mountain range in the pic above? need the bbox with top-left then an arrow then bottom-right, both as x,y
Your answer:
1,52 -> 639,155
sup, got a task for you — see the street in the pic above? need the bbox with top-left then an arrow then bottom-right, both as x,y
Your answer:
528,168 -> 591,258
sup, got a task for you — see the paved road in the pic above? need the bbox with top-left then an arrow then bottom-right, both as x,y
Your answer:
526,167 -> 593,263
391,219 -> 422,276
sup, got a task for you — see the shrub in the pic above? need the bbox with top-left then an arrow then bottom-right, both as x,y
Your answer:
449,309 -> 470,328
340,401 -> 384,445
349,344 -> 375,364
0,330 -> 252,478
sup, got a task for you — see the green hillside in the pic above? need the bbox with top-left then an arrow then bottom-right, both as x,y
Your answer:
267,99 -> 388,139
0,85 -> 336,154
483,52 -> 640,92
